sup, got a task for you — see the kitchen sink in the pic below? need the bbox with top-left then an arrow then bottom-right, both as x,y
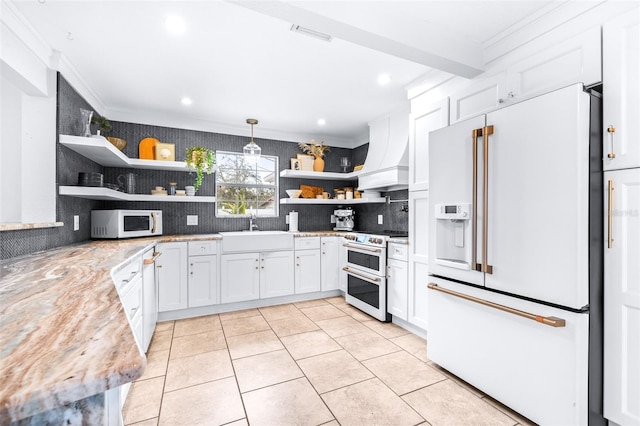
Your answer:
219,230 -> 294,253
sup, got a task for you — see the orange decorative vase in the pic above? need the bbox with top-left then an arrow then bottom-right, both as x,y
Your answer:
313,157 -> 325,172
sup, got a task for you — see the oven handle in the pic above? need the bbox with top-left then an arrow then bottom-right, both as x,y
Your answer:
342,243 -> 382,253
342,267 -> 381,283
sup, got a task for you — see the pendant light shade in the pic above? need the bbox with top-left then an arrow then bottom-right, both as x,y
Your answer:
243,118 -> 261,162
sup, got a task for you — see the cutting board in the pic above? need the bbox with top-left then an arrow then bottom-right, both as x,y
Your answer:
139,137 -> 159,160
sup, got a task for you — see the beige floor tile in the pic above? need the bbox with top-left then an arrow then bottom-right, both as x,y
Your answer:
127,418 -> 158,426
147,333 -> 172,353
427,363 -> 485,398
219,308 -> 261,321
403,380 -> 516,426
268,314 -> 319,337
300,304 -> 347,321
122,376 -> 165,424
224,419 -> 248,426
169,330 -> 226,360
319,421 -> 340,426
159,377 -> 245,426
233,349 -> 303,392
322,378 -> 424,426
324,296 -> 347,306
338,304 -> 378,322
259,303 -> 302,321
227,329 -> 284,359
482,395 -> 538,426
335,331 -> 402,361
362,320 -> 411,338
363,351 -> 447,395
314,315 -> 370,338
293,298 -> 330,309
221,315 -> 270,337
242,377 -> 334,426
389,333 -> 429,362
136,350 -> 169,381
165,349 -> 234,392
280,330 -> 342,360
154,321 -> 174,333
173,314 -> 221,337
297,349 -> 374,394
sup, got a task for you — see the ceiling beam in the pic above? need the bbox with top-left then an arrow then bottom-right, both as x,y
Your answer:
232,0 -> 485,78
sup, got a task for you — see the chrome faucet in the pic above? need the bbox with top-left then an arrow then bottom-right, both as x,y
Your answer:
249,213 -> 259,231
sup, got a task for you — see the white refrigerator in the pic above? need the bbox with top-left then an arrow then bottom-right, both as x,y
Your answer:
427,83 -> 604,425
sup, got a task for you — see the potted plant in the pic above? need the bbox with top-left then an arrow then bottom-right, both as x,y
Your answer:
185,146 -> 215,192
91,115 -> 112,135
298,139 -> 330,172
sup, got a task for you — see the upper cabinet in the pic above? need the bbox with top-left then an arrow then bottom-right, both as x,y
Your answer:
409,97 -> 449,191
603,12 -> 640,171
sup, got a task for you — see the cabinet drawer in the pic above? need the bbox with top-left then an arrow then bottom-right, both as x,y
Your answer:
121,276 -> 142,320
388,242 -> 408,261
113,257 -> 142,291
189,240 -> 217,256
295,237 -> 320,250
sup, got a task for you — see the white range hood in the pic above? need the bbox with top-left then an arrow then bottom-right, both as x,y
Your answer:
357,105 -> 410,192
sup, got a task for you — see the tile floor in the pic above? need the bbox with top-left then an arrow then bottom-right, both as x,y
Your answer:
123,297 -> 536,426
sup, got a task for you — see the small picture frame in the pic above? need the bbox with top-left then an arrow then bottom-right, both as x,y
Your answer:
290,158 -> 301,170
297,154 -> 314,171
155,143 -> 175,161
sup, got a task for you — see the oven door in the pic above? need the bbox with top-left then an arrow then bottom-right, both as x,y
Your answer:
344,242 -> 385,275
343,266 -> 390,322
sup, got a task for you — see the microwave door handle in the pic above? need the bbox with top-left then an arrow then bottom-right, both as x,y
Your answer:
151,212 -> 157,233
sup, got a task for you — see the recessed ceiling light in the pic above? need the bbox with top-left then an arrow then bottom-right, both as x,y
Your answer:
181,97 -> 192,106
317,118 -> 326,126
377,74 -> 392,86
165,16 -> 186,35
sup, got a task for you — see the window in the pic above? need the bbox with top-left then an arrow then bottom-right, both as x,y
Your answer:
215,151 -> 279,217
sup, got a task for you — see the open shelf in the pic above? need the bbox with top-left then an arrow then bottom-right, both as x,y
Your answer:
59,186 -> 216,203
280,197 -> 385,205
279,169 -> 361,180
59,135 -> 189,171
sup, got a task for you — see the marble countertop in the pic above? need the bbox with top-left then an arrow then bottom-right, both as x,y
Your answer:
0,230 -> 408,422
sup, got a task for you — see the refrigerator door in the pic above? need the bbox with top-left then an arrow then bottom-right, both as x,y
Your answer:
484,84 -> 591,309
429,115 -> 485,286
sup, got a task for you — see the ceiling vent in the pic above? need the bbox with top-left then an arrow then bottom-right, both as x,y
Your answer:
290,24 -> 332,42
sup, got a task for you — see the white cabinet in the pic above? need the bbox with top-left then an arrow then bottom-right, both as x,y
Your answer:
188,241 -> 218,308
142,248 -> 158,352
603,12 -> 640,171
221,253 -> 260,303
321,236 -> 341,291
387,243 -> 408,321
408,190 -> 429,330
295,237 -> 321,294
603,168 -> 640,426
450,73 -> 506,124
260,251 -> 295,298
409,97 -> 449,191
339,240 -> 347,292
157,242 -> 188,312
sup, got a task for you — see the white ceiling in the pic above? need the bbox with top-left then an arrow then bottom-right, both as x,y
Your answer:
10,0 -> 554,146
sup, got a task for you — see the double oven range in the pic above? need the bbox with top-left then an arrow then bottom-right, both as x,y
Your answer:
342,231 -> 407,322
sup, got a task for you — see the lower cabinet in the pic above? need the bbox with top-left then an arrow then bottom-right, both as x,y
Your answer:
321,236 -> 341,291
188,254 -> 218,307
156,242 -> 188,312
141,247 -> 158,352
261,251 -> 295,298
387,243 -> 409,321
295,249 -> 321,294
408,190 -> 429,330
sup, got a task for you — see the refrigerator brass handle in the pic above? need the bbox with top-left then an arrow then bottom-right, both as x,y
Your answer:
342,267 -> 381,282
151,212 -> 158,234
483,125 -> 494,274
342,243 -> 382,253
427,283 -> 565,327
607,125 -> 616,159
143,251 -> 161,265
608,179 -> 614,249
472,128 -> 480,272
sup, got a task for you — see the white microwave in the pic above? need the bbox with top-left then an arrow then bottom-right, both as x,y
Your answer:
91,210 -> 162,239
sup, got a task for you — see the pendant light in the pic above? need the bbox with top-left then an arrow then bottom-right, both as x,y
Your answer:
243,118 -> 261,162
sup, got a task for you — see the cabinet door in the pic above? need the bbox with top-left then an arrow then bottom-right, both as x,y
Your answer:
450,72 -> 506,124
409,98 -> 449,191
320,236 -> 341,291
220,253 -> 260,303
603,11 -> 640,170
339,240 -> 347,292
387,258 -> 408,321
188,255 -> 218,308
260,251 -> 294,298
156,242 -> 188,312
142,249 -> 157,353
295,250 -> 321,294
408,190 -> 429,330
604,169 -> 640,426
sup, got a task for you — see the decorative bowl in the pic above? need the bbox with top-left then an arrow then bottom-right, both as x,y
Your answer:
286,189 -> 302,198
106,137 -> 127,151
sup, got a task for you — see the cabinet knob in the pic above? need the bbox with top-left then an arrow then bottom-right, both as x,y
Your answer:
156,265 -> 163,268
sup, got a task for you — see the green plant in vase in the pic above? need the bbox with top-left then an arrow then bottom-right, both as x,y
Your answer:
185,146 -> 215,192
91,115 -> 112,135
